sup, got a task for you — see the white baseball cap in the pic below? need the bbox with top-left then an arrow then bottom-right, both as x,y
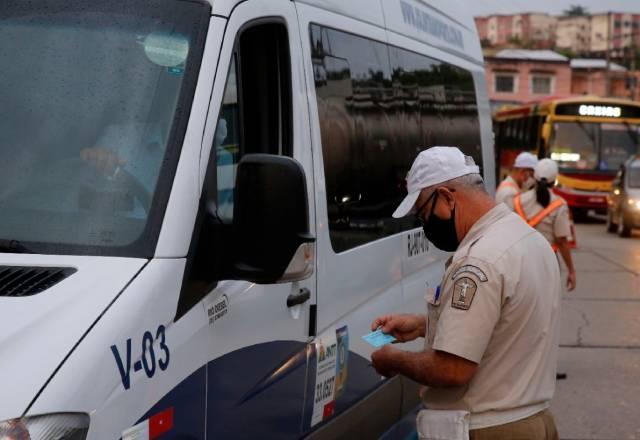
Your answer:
513,152 -> 538,169
392,146 -> 480,218
535,158 -> 559,182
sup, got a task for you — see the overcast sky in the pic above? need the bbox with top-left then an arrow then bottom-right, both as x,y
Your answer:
468,0 -> 640,16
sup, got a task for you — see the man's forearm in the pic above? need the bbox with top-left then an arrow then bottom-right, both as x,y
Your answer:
557,239 -> 575,273
392,349 -> 474,388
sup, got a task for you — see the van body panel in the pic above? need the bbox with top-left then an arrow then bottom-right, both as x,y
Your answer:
381,0 -> 483,65
0,255 -> 145,422
295,0 -> 386,29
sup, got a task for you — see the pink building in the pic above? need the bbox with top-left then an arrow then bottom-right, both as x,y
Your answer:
590,13 -> 640,55
485,50 -> 572,109
475,13 -> 557,48
570,59 -> 628,97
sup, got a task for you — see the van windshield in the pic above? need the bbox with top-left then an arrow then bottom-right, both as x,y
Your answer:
0,0 -> 209,257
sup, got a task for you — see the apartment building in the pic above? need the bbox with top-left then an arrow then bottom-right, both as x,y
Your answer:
475,13 -> 557,48
556,16 -> 591,54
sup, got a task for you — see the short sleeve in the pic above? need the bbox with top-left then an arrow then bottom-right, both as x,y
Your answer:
495,186 -> 518,205
432,257 -> 502,363
553,204 -> 572,240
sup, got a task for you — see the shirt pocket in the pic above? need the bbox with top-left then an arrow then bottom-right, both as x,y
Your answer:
426,291 -> 441,346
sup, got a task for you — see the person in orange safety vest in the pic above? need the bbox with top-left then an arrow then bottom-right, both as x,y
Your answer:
507,159 -> 576,292
495,152 -> 538,205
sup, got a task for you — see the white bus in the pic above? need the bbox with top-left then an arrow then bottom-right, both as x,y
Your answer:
0,0 -> 493,438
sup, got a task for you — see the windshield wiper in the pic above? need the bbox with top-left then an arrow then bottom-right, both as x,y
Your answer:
0,239 -> 31,254
576,120 -> 596,144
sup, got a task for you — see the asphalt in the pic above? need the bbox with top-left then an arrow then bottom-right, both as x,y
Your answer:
550,219 -> 640,440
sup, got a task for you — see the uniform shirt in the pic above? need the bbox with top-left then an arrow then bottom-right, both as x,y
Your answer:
96,123 -> 166,218
494,176 -> 520,205
422,204 -> 561,430
97,122 -> 166,194
506,189 -> 572,245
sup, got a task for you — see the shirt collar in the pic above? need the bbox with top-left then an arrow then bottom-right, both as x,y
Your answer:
455,204 -> 511,257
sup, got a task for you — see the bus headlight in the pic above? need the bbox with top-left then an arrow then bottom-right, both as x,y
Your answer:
0,413 -> 89,440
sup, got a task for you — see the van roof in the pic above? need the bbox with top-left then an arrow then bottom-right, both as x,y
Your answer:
209,0 -> 483,65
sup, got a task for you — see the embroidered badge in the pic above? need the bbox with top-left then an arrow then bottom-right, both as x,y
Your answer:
452,265 -> 488,282
451,277 -> 477,310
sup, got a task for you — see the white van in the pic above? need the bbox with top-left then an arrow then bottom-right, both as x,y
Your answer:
0,0 -> 493,438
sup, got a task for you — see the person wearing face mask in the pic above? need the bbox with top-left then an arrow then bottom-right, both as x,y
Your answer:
370,147 -> 561,440
495,152 -> 538,205
508,159 -> 576,292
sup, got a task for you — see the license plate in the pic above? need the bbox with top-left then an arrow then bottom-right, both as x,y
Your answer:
588,197 -> 604,203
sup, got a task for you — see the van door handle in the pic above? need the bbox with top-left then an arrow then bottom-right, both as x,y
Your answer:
287,288 -> 311,308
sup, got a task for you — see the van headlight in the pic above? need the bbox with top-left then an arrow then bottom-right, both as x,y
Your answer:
0,413 -> 89,440
627,199 -> 640,210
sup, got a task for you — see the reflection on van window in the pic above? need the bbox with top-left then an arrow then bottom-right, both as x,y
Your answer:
0,0 -> 207,255
310,24 -> 482,253
216,57 -> 241,222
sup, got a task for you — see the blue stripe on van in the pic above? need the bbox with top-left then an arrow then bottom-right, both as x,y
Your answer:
134,341 -> 382,439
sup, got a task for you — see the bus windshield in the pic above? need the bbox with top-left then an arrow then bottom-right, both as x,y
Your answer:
0,0 -> 208,257
550,121 -> 639,172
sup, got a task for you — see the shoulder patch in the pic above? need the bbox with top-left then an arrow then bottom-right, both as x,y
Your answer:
451,277 -> 477,311
452,265 -> 488,282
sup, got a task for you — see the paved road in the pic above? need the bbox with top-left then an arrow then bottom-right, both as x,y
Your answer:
550,219 -> 640,440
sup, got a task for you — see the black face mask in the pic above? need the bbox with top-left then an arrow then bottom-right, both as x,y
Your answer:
418,191 -> 460,252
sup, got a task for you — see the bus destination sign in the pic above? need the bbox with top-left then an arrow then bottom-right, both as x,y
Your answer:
556,102 -> 640,119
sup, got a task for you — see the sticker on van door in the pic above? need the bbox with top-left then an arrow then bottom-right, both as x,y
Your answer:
311,326 -> 349,427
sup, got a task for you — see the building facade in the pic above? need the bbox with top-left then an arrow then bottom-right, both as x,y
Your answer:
590,13 -> 640,54
556,16 -> 591,54
475,13 -> 557,48
484,50 -> 571,110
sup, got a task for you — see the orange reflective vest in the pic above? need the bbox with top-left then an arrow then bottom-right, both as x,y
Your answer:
513,194 -> 565,252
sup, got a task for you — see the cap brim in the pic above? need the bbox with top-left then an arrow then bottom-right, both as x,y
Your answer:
392,191 -> 420,218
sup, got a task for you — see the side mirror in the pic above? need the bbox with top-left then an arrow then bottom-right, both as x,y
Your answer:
232,154 -> 315,284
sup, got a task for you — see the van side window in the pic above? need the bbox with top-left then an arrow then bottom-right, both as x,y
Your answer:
310,24 -> 483,253
389,47 -> 483,167
176,22 -> 292,320
215,57 -> 241,222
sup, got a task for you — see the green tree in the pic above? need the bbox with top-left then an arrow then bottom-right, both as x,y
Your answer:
563,5 -> 588,16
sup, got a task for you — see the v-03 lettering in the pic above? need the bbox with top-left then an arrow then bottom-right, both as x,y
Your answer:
111,325 -> 170,390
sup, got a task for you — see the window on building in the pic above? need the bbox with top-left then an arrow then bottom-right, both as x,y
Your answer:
531,74 -> 554,95
310,24 -> 483,253
495,73 -> 516,93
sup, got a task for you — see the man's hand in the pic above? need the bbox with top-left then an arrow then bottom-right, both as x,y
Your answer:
567,270 -> 576,292
80,147 -> 126,176
371,344 -> 401,378
371,313 -> 426,342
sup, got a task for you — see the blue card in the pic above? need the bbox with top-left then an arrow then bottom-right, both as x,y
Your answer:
362,328 -> 396,348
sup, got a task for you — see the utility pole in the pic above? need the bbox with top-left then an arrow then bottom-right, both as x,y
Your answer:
605,11 -> 612,96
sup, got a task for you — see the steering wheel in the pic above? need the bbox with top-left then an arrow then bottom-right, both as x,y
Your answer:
25,157 -> 152,214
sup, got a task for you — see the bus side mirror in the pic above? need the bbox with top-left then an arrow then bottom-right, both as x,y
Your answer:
232,154 -> 315,284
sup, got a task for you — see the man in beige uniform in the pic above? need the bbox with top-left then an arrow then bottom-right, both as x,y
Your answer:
495,152 -> 538,205
371,147 -> 561,439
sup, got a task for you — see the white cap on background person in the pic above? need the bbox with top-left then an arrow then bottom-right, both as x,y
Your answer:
535,158 -> 559,183
513,152 -> 538,169
393,146 -> 480,218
